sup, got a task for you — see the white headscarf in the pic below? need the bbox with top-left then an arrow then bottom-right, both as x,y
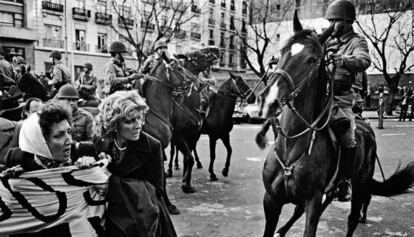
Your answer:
19,113 -> 53,159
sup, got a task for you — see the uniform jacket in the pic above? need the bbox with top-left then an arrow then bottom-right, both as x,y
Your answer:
50,61 -> 71,91
0,118 -> 21,164
326,29 -> 370,96
77,72 -> 97,93
141,53 -> 163,75
103,58 -> 129,94
0,56 -> 17,87
71,108 -> 95,142
95,132 -> 177,237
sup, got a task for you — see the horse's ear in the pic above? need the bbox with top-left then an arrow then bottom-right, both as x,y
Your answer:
293,10 -> 303,34
229,71 -> 235,79
27,65 -> 31,72
318,23 -> 334,45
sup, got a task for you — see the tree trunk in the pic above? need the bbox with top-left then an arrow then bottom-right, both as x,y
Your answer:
386,90 -> 395,115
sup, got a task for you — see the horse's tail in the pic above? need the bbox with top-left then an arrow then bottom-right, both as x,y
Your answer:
370,160 -> 414,196
255,118 -> 272,149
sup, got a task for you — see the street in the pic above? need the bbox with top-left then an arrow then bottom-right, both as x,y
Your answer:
167,120 -> 414,237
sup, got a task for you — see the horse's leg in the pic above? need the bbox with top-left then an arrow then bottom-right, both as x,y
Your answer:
167,143 -> 175,178
193,147 -> 203,169
220,133 -> 232,177
277,204 -> 305,237
263,192 -> 283,237
176,139 -> 196,193
321,192 -> 335,213
161,150 -> 181,215
303,191 -> 323,237
208,135 -> 218,181
174,145 -> 180,170
346,182 -> 365,237
359,193 -> 371,223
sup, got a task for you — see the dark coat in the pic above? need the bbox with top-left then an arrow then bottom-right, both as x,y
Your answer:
95,132 -> 177,237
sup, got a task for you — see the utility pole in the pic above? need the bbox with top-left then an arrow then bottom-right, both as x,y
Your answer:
64,0 -> 68,66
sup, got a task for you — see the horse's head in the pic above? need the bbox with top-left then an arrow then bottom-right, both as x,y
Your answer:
221,72 -> 255,102
259,11 -> 334,118
174,47 -> 220,75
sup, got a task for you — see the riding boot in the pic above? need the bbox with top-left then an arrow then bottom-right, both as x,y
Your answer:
337,146 -> 356,202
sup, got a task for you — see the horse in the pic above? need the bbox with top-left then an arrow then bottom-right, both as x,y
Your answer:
18,66 -> 49,102
257,12 -> 414,237
166,47 -> 220,193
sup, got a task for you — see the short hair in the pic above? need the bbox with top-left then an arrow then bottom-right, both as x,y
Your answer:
22,97 -> 43,119
38,100 -> 72,138
96,90 -> 148,140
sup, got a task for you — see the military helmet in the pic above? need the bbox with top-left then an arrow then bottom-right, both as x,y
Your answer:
109,41 -> 127,53
56,84 -> 79,100
154,40 -> 168,51
83,62 -> 93,70
325,0 -> 356,22
49,50 -> 62,60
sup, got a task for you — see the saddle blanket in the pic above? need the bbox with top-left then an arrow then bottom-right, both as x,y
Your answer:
0,165 -> 108,236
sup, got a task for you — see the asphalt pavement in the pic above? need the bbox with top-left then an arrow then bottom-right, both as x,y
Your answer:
167,119 -> 414,237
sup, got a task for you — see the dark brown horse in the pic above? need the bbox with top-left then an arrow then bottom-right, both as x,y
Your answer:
18,66 -> 49,101
257,12 -> 414,237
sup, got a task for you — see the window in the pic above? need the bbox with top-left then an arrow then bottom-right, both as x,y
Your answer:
191,22 -> 200,32
230,0 -> 235,11
209,29 -> 214,39
45,24 -> 62,39
74,65 -> 83,81
119,5 -> 131,17
230,15 -> 235,30
75,29 -> 86,50
221,0 -> 226,8
242,0 -> 247,14
229,53 -> 234,66
74,0 -> 85,8
97,1 -> 107,12
3,47 -> 25,62
97,33 -> 107,51
0,11 -> 23,27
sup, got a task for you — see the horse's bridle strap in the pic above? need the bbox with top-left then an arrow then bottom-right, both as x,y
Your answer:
274,69 -> 295,91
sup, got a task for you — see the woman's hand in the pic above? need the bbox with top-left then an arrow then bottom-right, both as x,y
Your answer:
98,152 -> 112,163
1,165 -> 24,178
75,156 -> 96,168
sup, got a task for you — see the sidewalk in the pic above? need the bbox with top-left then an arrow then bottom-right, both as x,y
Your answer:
362,110 -> 399,120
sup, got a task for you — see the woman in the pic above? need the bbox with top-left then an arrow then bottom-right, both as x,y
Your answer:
3,100 -> 102,236
95,90 -> 177,237
21,97 -> 44,119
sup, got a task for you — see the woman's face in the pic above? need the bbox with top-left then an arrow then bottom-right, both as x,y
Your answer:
117,110 -> 145,142
46,120 -> 73,162
28,100 -> 43,115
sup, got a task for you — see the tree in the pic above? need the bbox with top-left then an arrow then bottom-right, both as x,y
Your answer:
356,0 -> 414,114
233,0 -> 293,79
109,0 -> 195,66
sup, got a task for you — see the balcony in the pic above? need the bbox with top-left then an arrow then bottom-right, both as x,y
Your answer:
74,41 -> 89,51
208,40 -> 215,46
230,5 -> 235,11
95,12 -> 112,25
95,45 -> 108,53
209,0 -> 215,4
190,32 -> 201,41
72,7 -> 91,21
208,18 -> 215,26
191,5 -> 201,16
174,30 -> 187,39
140,21 -> 155,31
229,24 -> 235,31
43,38 -> 64,48
42,1 -> 64,13
118,17 -> 134,28
220,22 -> 226,30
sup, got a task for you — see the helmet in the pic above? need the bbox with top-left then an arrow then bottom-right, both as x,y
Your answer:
56,84 -> 79,100
83,62 -> 93,70
325,0 -> 356,22
109,41 -> 127,53
49,50 -> 62,60
154,40 -> 168,51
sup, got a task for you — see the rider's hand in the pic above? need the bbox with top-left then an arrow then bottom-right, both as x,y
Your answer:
332,54 -> 345,67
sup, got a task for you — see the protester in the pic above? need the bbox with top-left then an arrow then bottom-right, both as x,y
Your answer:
95,90 -> 177,237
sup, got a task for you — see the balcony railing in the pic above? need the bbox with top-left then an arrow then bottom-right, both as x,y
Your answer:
174,30 -> 187,39
42,1 -> 64,13
208,40 -> 215,46
220,22 -> 226,30
43,38 -> 64,48
140,21 -> 155,31
118,17 -> 134,28
95,12 -> 112,25
95,45 -> 108,53
190,32 -> 201,40
74,41 -> 89,51
72,7 -> 91,21
208,18 -> 215,26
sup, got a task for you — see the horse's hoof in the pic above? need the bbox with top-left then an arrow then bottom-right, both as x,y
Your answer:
210,174 -> 218,181
166,170 -> 173,178
167,204 -> 181,215
197,163 -> 203,169
174,165 -> 180,170
222,168 -> 229,177
181,185 -> 197,193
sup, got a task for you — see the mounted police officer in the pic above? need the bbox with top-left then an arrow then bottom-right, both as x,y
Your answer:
199,67 -> 218,113
325,0 -> 371,202
55,84 -> 94,142
140,40 -> 170,75
104,41 -> 142,94
49,50 -> 72,95
77,62 -> 98,102
0,48 -> 17,88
